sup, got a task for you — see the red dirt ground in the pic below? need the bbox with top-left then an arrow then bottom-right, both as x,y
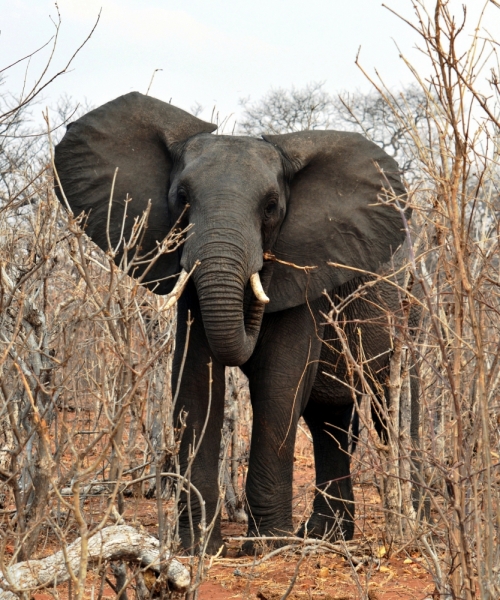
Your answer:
194,451 -> 434,600
25,416 -> 434,600
120,431 -> 433,599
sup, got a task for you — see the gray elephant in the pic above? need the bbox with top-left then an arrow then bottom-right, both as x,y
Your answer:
55,92 -> 412,555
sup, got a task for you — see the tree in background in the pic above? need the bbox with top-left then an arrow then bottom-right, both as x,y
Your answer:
239,81 -> 429,180
238,81 -> 335,135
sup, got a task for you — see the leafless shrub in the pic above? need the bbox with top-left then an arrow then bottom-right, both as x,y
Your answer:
0,133 -> 199,593
317,2 -> 500,599
0,15 -> 210,599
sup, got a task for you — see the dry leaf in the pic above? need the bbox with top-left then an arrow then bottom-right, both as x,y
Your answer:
143,569 -> 159,592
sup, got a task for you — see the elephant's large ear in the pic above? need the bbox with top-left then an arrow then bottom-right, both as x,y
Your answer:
54,92 -> 216,294
263,131 -> 408,312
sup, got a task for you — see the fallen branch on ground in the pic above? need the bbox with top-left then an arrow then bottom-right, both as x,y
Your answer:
0,525 -> 190,598
220,536 -> 365,567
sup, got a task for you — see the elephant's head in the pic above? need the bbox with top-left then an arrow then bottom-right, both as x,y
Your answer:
55,92 -> 407,366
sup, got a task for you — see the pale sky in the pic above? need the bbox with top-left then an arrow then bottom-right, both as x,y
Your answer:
1,1 -> 498,126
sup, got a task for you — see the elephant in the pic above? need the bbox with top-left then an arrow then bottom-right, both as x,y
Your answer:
54,91 -> 414,555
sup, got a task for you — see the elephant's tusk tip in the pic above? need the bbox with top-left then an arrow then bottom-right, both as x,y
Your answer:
250,272 -> 270,304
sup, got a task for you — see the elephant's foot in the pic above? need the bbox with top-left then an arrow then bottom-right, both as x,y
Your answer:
296,511 -> 354,541
239,536 -> 290,556
178,528 -> 227,556
238,525 -> 294,556
203,536 -> 228,557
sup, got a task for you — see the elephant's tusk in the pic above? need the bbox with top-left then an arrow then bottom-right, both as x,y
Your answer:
250,272 -> 270,304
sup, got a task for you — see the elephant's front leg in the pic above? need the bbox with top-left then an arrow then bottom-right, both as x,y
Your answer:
241,301 -> 324,553
173,281 -> 226,555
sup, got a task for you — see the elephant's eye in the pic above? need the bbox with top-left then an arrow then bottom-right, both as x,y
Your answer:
177,188 -> 189,206
264,198 -> 278,219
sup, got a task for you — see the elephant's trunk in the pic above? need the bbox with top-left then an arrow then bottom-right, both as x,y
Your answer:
192,240 -> 267,366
